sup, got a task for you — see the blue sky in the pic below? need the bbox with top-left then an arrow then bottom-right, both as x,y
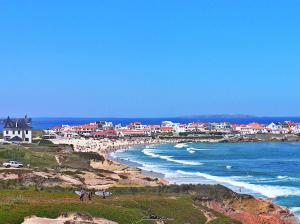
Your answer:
0,1 -> 299,117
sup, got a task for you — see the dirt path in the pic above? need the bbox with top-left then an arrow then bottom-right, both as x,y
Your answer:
194,205 -> 217,224
55,155 -> 61,166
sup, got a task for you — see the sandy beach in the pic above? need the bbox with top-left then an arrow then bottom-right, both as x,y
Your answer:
49,137 -> 175,186
50,137 -> 183,157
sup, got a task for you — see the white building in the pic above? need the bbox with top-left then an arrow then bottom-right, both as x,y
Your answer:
292,123 -> 300,134
266,122 -> 289,134
3,115 -> 32,143
211,122 -> 232,133
161,121 -> 174,127
238,127 -> 265,135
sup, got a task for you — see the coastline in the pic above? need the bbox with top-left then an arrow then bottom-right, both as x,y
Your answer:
50,136 -> 300,190
48,137 -> 300,223
106,142 -> 300,224
107,151 -> 166,180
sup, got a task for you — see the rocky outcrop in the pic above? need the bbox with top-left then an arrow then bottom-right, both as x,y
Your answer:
195,197 -> 299,224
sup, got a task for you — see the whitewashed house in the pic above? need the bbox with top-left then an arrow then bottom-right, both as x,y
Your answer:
292,123 -> 300,134
211,122 -> 233,133
236,123 -> 268,135
3,115 -> 32,143
174,124 -> 187,134
266,122 -> 289,134
161,121 -> 174,127
267,122 -> 282,130
238,126 -> 265,135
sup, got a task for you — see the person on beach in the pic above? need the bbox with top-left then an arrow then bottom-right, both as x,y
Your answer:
80,190 -> 85,201
88,191 -> 92,201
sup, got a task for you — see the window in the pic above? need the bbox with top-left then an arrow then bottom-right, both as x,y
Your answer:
26,130 -> 28,134
18,131 -> 21,135
13,130 -> 15,135
6,131 -> 8,134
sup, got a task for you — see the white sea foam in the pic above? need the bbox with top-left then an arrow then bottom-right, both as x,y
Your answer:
174,143 -> 188,148
275,176 -> 300,182
290,207 -> 300,213
176,170 -> 300,198
142,148 -> 203,166
138,163 -> 183,180
142,164 -> 157,169
109,149 -> 128,158
109,152 -> 116,158
186,148 -> 196,154
277,176 -> 289,179
226,165 -> 232,169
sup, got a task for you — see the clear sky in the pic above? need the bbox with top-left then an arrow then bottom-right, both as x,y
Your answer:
0,1 -> 299,118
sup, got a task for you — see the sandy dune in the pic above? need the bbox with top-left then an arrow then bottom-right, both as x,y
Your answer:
22,213 -> 118,224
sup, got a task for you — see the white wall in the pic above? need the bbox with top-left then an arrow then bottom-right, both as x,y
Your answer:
3,129 -> 32,143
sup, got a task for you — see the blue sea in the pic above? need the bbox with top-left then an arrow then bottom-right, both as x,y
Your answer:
111,142 -> 300,217
1,117 -> 300,130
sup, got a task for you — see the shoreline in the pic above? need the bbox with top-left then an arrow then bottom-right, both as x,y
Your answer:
107,152 -> 166,180
50,136 -> 300,192
107,142 -> 300,221
48,137 -> 300,220
49,134 -> 300,156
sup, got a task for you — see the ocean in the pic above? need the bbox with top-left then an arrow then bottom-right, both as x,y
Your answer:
111,142 -> 300,217
1,116 -> 300,130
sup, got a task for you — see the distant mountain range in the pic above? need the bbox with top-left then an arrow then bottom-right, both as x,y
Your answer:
178,114 -> 256,119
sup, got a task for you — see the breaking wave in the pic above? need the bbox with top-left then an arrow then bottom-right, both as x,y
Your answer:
276,176 -> 300,182
142,148 -> 203,166
277,175 -> 288,179
290,207 -> 300,213
176,170 -> 300,198
186,148 -> 196,154
174,143 -> 188,148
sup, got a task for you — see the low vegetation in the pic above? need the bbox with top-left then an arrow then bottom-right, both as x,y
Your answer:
32,130 -> 45,138
0,187 -> 241,224
0,143 -> 104,170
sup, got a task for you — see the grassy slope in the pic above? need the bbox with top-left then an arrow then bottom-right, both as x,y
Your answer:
0,189 -> 240,224
0,143 -> 240,224
0,144 -> 57,168
0,143 -> 103,170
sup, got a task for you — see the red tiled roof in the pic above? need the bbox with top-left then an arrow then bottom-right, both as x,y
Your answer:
80,124 -> 97,129
160,127 -> 173,131
287,121 -> 296,126
119,129 -> 147,135
149,125 -> 160,129
92,130 -> 116,136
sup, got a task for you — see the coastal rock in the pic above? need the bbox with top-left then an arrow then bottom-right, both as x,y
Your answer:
196,197 -> 299,224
